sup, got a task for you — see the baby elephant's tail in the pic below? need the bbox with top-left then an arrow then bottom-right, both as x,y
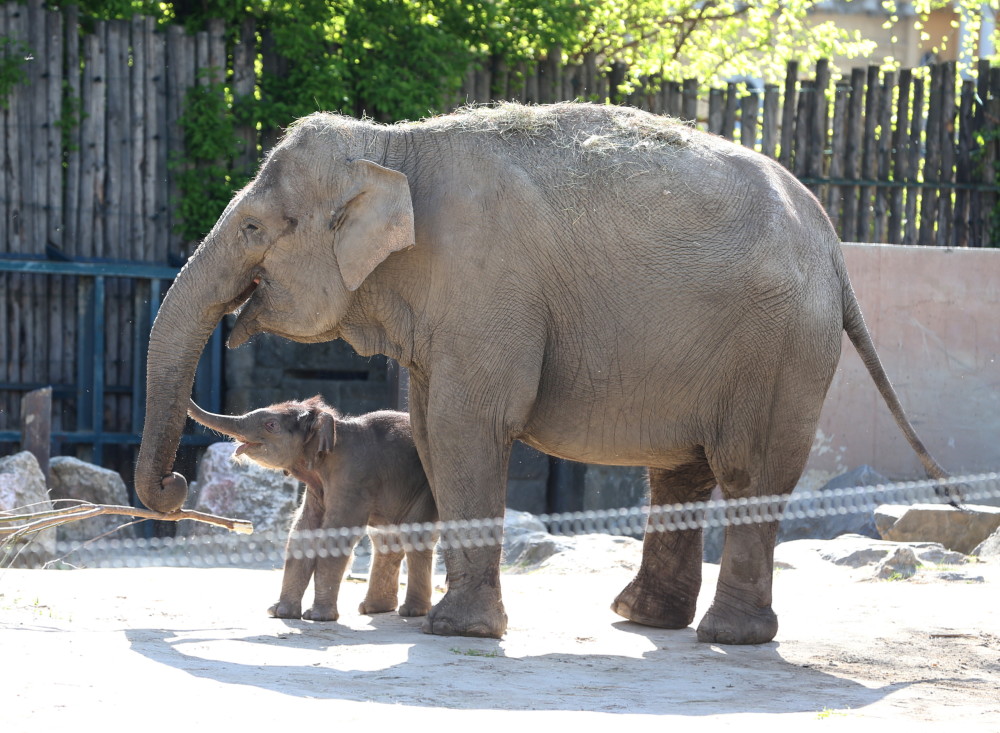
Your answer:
840,276 -> 960,504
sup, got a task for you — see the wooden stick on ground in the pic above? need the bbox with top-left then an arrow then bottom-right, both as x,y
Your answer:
0,503 -> 253,545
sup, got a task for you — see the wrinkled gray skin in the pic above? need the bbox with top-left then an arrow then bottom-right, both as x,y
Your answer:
137,102 -> 947,644
187,397 -> 437,621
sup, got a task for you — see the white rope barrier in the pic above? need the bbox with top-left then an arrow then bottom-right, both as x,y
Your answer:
5,472 -> 999,569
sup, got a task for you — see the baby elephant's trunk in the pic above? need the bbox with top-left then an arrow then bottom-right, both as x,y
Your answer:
187,399 -> 247,441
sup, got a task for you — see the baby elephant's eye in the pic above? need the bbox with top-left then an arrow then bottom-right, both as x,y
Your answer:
264,420 -> 279,433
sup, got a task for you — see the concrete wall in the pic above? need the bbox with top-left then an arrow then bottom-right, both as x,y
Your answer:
804,243 -> 1000,485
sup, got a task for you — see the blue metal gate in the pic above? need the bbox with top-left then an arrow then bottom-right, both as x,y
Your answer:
0,256 -> 223,464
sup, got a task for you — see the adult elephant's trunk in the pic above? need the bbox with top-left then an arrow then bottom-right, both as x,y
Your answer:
186,399 -> 247,441
134,244 -> 253,512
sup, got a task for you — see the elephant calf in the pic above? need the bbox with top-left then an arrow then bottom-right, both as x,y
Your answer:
188,396 -> 438,622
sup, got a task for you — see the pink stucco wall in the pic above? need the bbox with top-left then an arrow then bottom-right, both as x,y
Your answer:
806,243 -> 1000,482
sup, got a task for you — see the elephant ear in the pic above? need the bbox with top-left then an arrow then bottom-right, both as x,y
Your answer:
334,159 -> 415,292
302,397 -> 336,470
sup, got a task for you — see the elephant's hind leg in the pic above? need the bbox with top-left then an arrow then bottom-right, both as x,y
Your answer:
359,530 -> 405,614
694,460 -> 794,645
696,371 -> 829,645
612,454 -> 716,629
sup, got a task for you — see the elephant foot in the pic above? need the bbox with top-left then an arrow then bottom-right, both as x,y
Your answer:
422,587 -> 507,638
611,574 -> 697,629
267,601 -> 302,619
696,601 -> 777,645
398,599 -> 431,617
358,596 -> 398,615
302,604 -> 339,622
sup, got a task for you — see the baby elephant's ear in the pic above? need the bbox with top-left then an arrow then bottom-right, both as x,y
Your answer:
305,408 -> 336,469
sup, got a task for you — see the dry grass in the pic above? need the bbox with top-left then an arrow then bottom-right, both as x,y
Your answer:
413,101 -> 695,157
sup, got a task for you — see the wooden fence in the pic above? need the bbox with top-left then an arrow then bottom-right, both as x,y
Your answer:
1,0 -> 998,464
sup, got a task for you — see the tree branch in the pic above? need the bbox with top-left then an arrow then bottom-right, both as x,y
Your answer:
0,503 -> 254,544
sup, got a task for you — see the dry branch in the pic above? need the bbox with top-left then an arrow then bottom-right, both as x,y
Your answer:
0,502 -> 253,545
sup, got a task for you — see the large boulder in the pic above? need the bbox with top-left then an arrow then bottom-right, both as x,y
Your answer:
875,504 -> 1000,555
178,442 -> 302,537
48,456 -> 133,543
974,528 -> 1000,559
0,451 -> 55,567
778,465 -> 888,542
502,509 -> 570,568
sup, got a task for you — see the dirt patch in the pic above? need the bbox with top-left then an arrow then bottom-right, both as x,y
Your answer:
2,538 -> 998,728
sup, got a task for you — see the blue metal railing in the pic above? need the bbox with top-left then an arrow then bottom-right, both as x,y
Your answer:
0,256 -> 223,463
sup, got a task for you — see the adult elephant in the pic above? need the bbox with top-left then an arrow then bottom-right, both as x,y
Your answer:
135,102 -> 945,644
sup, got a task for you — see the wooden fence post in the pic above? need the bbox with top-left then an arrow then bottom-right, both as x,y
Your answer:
779,60 -> 798,169
20,388 -> 52,485
888,69 -> 911,244
919,63 -> 943,245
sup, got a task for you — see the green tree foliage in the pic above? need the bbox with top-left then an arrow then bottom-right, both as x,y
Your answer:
171,73 -> 248,243
48,0 -> 998,241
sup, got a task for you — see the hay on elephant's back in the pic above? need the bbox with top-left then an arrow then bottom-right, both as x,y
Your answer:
416,101 -> 698,155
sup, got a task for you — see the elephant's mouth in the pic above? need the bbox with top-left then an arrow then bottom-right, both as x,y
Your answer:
234,441 -> 262,456
230,276 -> 261,312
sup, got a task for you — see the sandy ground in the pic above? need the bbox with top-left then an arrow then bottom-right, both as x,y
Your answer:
2,537 -> 999,731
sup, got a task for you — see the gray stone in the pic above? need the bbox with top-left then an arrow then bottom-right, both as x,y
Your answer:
776,535 -> 971,575
874,547 -> 919,580
824,545 -> 893,568
930,571 -> 985,583
778,465 -> 889,543
178,442 -> 302,537
973,527 -> 1000,559
875,503 -> 1000,554
503,531 -> 570,567
48,456 -> 133,543
502,509 -> 566,567
913,546 -> 967,566
0,451 -> 55,567
505,509 -> 549,535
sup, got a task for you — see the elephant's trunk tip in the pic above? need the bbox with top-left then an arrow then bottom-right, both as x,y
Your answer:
138,472 -> 189,513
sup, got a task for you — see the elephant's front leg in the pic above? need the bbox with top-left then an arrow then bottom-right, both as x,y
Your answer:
305,500 -> 369,622
269,491 -> 321,619
413,380 -> 511,639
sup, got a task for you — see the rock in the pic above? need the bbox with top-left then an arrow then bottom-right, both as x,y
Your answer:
875,504 -> 1000,554
778,465 -> 889,543
504,531 -> 570,568
505,508 -> 549,535
502,509 -> 568,567
776,535 -> 973,580
0,451 -> 55,567
178,442 -> 302,537
48,456 -> 133,543
874,547 -> 919,580
498,510 -> 642,572
930,571 -> 985,583
973,527 -> 1000,559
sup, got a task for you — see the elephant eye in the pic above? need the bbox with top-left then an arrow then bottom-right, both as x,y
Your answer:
243,220 -> 261,235
264,419 -> 279,433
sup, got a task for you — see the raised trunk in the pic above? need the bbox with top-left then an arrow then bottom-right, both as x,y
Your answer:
134,246 -> 253,512
186,400 -> 247,441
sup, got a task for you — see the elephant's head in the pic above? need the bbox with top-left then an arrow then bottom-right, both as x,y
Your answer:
187,397 -> 336,473
135,116 -> 414,512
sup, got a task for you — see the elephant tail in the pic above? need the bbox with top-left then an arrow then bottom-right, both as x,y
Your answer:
840,277 -> 950,484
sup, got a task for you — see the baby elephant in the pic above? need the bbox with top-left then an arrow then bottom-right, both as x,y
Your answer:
188,396 -> 438,622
